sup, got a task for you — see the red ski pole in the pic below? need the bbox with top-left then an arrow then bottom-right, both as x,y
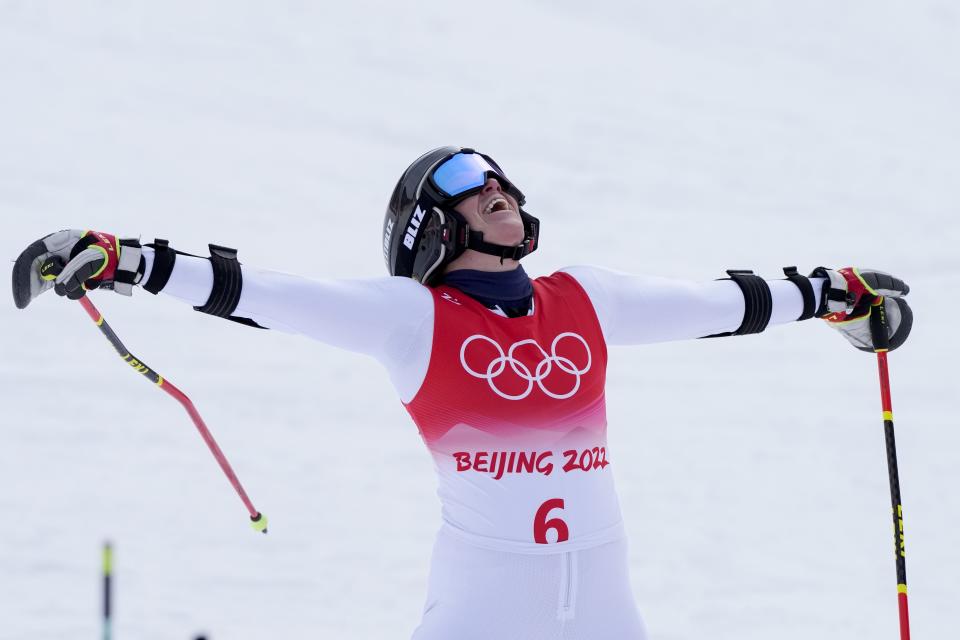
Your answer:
871,301 -> 909,639
76,294 -> 268,534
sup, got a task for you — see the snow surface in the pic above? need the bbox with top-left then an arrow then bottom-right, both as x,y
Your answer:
1,1 -> 957,638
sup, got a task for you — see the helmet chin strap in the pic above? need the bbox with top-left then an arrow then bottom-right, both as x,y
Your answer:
433,201 -> 539,270
464,228 -> 533,264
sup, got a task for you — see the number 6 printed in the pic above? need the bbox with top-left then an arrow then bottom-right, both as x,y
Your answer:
534,498 -> 569,544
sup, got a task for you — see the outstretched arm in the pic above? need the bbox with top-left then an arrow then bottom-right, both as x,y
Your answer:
149,248 -> 429,352
561,265 -> 911,352
561,265 -> 824,345
13,230 -> 434,402
151,249 -> 434,402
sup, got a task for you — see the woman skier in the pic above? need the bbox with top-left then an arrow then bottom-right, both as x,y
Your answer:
13,146 -> 912,639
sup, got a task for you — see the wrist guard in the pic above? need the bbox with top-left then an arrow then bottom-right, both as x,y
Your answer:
142,239 -> 265,329
704,269 -> 772,337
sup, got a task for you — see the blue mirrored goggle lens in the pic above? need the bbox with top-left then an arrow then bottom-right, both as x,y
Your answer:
431,153 -> 504,198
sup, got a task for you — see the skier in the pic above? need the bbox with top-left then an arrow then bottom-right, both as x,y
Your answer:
13,147 -> 912,639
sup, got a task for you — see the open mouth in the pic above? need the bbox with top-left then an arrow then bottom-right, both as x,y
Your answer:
483,197 -> 513,215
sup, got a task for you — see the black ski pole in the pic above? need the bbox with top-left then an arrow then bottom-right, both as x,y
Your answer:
870,300 -> 910,639
102,541 -> 113,640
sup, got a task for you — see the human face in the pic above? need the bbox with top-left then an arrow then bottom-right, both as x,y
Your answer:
453,178 -> 526,247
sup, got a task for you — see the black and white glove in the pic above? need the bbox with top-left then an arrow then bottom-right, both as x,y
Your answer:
812,266 -> 912,352
12,229 -> 144,309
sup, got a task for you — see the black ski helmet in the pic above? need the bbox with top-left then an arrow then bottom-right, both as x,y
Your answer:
382,146 -> 540,285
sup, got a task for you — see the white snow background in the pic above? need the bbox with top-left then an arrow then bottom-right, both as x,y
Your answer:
0,1 -> 957,638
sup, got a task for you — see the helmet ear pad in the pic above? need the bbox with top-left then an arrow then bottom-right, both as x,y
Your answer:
410,206 -> 460,285
412,203 -> 540,286
518,209 -> 540,254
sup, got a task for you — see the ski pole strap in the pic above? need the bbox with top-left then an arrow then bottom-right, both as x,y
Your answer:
143,239 -> 177,294
781,266 -> 816,321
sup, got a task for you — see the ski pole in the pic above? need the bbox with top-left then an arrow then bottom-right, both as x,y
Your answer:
102,541 -> 113,640
73,292 -> 268,534
870,301 -> 910,639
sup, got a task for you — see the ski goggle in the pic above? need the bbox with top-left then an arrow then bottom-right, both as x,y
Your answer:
428,151 -> 525,205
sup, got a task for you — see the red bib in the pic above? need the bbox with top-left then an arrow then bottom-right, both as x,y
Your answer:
405,272 -> 624,552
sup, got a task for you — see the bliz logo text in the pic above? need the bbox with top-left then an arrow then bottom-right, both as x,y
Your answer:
403,206 -> 426,249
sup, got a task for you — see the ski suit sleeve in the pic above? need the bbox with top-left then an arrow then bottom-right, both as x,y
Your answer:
560,265 -> 825,346
140,248 -> 433,402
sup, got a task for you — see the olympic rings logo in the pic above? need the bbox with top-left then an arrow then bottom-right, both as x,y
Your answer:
459,333 -> 592,400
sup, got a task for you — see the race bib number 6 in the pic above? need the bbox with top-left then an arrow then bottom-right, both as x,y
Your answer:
533,498 -> 569,544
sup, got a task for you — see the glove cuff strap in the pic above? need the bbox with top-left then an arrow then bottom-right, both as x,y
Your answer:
114,238 -> 144,296
809,267 -> 849,317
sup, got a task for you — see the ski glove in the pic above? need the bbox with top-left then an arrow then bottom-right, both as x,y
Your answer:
812,267 -> 912,352
12,229 -> 144,309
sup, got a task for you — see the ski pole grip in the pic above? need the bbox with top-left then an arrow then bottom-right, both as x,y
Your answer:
870,297 -> 891,352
